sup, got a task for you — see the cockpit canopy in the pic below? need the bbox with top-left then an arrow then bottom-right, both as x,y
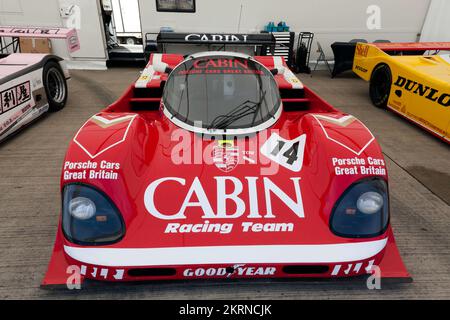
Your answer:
162,53 -> 281,134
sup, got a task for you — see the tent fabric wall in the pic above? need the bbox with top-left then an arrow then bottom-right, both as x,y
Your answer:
139,0 -> 431,62
420,0 -> 450,42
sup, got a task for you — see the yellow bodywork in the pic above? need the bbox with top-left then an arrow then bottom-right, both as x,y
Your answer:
353,43 -> 450,142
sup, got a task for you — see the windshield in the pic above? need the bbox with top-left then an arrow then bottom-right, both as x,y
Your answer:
163,55 -> 281,132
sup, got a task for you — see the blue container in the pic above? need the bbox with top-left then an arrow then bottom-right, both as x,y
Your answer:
264,22 -> 276,32
277,21 -> 290,32
264,21 -> 290,32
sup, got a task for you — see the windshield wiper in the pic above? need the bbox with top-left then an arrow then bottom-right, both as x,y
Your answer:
171,59 -> 195,121
207,90 -> 267,130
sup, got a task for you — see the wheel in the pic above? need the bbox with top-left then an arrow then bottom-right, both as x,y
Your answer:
43,61 -> 68,112
369,64 -> 392,108
126,37 -> 136,45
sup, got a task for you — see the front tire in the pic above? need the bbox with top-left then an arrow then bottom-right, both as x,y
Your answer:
369,64 -> 392,108
43,61 -> 68,112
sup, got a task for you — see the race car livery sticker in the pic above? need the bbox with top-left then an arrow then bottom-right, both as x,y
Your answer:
74,114 -> 136,159
176,57 -> 263,76
404,110 -> 447,136
135,54 -> 162,88
331,156 -> 386,176
312,114 -> 375,155
0,81 -> 32,114
0,103 -> 34,138
212,140 -> 240,172
144,176 -> 305,221
78,264 -> 124,280
0,72 -> 43,141
260,133 -> 306,172
170,129 -> 285,176
272,56 -> 303,89
355,43 -> 370,57
63,160 -> 120,181
182,265 -> 277,278
330,259 -> 375,277
164,220 -> 294,235
89,114 -> 135,128
144,175 -> 302,235
393,75 -> 450,107
354,65 -> 368,73
314,114 -> 356,127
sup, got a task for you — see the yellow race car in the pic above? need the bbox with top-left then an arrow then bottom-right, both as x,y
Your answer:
353,42 -> 450,143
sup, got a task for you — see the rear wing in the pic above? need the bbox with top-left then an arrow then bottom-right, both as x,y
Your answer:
144,32 -> 277,62
353,42 -> 450,81
373,42 -> 450,52
0,26 -> 80,53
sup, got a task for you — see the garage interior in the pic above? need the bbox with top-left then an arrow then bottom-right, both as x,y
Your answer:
0,0 -> 448,299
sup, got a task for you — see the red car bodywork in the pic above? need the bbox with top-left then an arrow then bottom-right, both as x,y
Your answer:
43,53 -> 410,286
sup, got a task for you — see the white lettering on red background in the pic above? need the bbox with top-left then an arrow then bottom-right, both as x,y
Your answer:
144,176 -> 304,220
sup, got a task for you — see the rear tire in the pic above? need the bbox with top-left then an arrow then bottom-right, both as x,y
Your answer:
43,61 -> 68,112
369,64 -> 392,108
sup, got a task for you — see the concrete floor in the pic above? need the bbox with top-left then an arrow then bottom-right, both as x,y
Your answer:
0,69 -> 448,299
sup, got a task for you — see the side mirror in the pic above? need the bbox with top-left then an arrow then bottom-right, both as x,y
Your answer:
153,61 -> 173,74
270,66 -> 286,75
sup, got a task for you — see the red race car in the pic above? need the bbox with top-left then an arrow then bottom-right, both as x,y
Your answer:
43,51 -> 410,286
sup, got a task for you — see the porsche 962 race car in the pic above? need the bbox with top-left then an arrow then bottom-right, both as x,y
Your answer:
353,42 -> 450,143
0,26 -> 80,143
43,51 -> 410,286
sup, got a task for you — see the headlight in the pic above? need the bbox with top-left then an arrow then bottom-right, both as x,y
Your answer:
62,184 -> 125,245
69,197 -> 96,220
357,192 -> 384,215
330,178 -> 389,238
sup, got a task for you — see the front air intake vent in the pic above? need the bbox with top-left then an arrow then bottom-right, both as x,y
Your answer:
128,268 -> 176,277
282,265 -> 329,274
279,88 -> 305,99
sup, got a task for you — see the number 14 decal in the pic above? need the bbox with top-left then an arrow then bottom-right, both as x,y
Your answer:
260,133 -> 307,172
